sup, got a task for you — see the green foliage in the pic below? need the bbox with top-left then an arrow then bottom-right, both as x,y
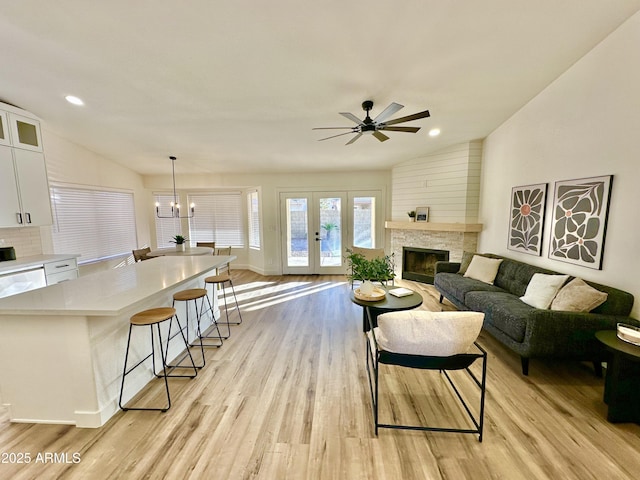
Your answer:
407,210 -> 416,218
170,235 -> 188,244
344,248 -> 395,283
321,223 -> 338,232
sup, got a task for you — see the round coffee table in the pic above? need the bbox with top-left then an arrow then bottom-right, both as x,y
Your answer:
351,285 -> 423,332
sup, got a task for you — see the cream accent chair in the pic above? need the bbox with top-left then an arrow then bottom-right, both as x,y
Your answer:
365,310 -> 487,441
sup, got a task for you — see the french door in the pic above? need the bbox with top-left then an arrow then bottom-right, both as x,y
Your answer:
280,190 -> 383,275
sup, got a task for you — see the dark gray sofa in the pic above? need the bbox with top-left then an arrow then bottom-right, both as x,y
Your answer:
434,254 -> 637,375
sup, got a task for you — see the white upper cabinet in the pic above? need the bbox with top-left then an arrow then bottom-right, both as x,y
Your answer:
8,112 -> 43,152
0,102 -> 52,227
0,111 -> 10,147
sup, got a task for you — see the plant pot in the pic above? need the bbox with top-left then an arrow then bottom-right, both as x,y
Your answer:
176,243 -> 186,252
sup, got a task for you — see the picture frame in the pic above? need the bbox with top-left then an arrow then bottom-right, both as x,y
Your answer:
548,175 -> 613,270
415,206 -> 429,222
507,183 -> 547,256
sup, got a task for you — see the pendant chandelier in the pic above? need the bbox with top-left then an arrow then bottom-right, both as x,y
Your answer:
155,156 -> 195,218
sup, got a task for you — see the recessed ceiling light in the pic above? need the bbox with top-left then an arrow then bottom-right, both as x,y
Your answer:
428,128 -> 441,137
65,95 -> 84,106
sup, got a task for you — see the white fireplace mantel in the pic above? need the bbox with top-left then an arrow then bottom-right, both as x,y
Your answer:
385,221 -> 483,233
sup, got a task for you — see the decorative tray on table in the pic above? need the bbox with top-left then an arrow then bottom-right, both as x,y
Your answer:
354,287 -> 386,301
617,323 -> 640,346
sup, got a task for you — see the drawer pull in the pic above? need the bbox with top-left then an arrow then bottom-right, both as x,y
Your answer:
56,264 -> 70,269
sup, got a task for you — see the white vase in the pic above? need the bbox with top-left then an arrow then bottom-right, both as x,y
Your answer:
176,243 -> 185,252
361,280 -> 375,295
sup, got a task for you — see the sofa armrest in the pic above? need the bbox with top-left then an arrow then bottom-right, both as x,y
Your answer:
523,310 -> 640,357
435,261 -> 461,274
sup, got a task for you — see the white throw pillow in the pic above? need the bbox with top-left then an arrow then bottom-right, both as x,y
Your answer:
373,310 -> 484,356
520,273 -> 570,309
463,255 -> 503,285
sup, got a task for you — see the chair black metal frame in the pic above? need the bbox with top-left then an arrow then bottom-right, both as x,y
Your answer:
365,315 -> 487,442
203,247 -> 243,333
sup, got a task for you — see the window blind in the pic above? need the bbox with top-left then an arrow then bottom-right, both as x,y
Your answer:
248,191 -> 260,249
188,192 -> 244,247
154,193 -> 183,246
51,185 -> 137,264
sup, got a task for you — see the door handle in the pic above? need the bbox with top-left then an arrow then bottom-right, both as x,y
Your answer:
16,213 -> 23,224
25,212 -> 32,224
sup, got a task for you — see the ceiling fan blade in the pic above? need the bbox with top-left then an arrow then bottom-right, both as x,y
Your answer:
372,131 -> 390,142
345,133 -> 363,145
373,102 -> 403,124
339,112 -> 363,125
312,127 -> 355,130
382,109 -> 430,126
318,131 -> 356,141
379,126 -> 421,133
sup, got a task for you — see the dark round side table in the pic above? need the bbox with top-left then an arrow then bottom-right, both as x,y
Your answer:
350,285 -> 423,332
596,329 -> 640,424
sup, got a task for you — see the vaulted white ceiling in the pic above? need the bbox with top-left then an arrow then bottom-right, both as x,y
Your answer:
1,1 -> 639,175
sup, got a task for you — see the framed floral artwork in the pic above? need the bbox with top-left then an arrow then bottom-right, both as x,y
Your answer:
548,175 -> 613,270
508,183 -> 547,256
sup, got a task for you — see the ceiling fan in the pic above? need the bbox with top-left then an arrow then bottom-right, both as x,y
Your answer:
313,100 -> 430,145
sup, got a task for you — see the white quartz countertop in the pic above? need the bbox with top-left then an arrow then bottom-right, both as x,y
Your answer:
0,255 -> 234,316
0,254 -> 80,275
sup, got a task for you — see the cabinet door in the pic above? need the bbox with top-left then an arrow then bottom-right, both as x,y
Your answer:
8,113 -> 43,152
0,111 -> 9,147
0,146 -> 21,226
13,149 -> 52,226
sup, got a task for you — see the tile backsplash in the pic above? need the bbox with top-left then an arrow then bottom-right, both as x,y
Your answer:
0,227 -> 43,258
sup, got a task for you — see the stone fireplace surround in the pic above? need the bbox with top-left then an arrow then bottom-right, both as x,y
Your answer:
385,221 -> 482,279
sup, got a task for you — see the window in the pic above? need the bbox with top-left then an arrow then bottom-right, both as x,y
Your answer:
154,193 -> 182,247
51,185 -> 137,264
248,190 -> 260,249
188,192 -> 244,247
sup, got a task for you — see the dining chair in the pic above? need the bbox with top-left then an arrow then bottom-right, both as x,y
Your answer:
132,247 -> 151,262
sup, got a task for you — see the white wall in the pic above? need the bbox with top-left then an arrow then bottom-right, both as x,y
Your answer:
480,11 -> 640,317
391,140 -> 482,223
41,130 -> 151,273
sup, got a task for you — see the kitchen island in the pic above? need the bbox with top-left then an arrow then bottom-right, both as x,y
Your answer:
0,255 -> 233,428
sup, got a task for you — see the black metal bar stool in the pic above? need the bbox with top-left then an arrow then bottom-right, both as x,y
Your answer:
204,247 -> 243,336
172,288 -> 224,363
119,307 -> 197,412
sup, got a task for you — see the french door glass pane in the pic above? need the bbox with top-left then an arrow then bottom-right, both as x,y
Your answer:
353,196 -> 375,248
319,197 -> 341,267
286,198 -> 308,267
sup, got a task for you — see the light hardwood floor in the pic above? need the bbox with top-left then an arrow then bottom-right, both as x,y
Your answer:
1,271 -> 639,479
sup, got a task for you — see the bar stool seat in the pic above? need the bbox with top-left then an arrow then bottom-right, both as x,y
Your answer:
119,306 -> 197,412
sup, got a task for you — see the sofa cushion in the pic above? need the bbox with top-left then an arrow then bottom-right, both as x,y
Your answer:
374,310 -> 484,356
550,278 -> 608,312
493,257 -> 559,297
464,255 -> 503,284
520,273 -> 570,309
435,272 -> 506,304
465,291 -> 534,343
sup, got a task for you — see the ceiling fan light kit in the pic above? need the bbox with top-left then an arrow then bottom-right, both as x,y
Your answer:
313,100 -> 430,145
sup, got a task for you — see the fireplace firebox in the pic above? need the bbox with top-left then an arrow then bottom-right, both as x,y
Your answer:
402,247 -> 450,284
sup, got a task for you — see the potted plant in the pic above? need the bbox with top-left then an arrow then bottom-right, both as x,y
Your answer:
344,248 -> 395,288
407,211 -> 416,222
170,234 -> 188,252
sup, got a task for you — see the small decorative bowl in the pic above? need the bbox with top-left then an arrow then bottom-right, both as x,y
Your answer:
616,323 -> 640,346
354,287 -> 386,301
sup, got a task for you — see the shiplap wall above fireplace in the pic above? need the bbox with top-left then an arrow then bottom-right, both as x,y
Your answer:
388,140 -> 483,275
